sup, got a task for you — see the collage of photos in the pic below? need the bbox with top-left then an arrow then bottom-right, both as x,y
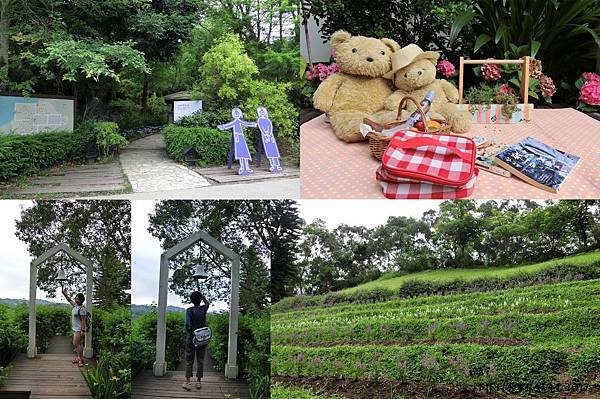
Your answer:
0,1 -> 599,399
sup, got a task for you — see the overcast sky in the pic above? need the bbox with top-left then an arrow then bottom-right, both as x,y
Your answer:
1,200 -> 444,307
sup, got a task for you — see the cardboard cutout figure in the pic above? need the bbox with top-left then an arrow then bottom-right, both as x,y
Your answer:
217,108 -> 257,175
256,107 -> 283,173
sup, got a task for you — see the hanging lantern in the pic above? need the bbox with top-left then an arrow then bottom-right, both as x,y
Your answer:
193,264 -> 209,280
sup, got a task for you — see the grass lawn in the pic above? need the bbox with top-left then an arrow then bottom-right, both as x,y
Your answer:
342,250 -> 600,294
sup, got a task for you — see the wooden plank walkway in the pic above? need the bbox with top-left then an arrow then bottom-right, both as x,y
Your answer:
0,336 -> 93,399
1,162 -> 127,196
194,165 -> 299,184
133,370 -> 250,399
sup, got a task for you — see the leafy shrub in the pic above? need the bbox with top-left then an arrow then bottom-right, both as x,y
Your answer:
198,33 -> 258,108
132,310 -> 186,371
88,307 -> 132,398
0,304 -> 27,367
110,95 -> 169,130
272,344 -> 575,395
0,128 -> 94,180
272,262 -> 600,312
13,304 -> 70,353
243,80 -> 299,141
95,122 -> 128,158
175,108 -> 231,129
208,313 -> 270,399
163,125 -> 231,166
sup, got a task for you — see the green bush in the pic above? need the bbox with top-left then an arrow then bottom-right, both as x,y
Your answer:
110,95 -> 169,130
13,304 -> 70,353
163,125 -> 231,166
88,307 -> 132,398
0,304 -> 27,367
131,310 -> 186,371
208,313 -> 270,399
272,262 -> 600,312
175,108 -> 232,129
95,122 -> 128,158
242,80 -> 298,141
0,128 -> 94,180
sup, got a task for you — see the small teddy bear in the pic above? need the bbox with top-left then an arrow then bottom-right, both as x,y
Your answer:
383,44 -> 471,134
312,30 -> 400,143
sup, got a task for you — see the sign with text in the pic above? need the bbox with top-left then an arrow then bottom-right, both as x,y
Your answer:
173,100 -> 203,122
0,95 -> 74,134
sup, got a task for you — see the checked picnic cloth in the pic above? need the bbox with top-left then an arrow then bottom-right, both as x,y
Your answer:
377,130 -> 478,199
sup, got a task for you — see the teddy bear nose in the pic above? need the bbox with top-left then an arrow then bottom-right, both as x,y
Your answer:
366,57 -> 374,62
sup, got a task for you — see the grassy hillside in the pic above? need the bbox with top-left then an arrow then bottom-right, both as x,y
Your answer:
271,279 -> 600,398
343,251 -> 600,294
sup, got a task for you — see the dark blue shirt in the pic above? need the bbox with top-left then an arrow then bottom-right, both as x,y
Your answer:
184,304 -> 209,339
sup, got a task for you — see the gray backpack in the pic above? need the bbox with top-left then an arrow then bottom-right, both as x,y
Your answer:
189,307 -> 211,347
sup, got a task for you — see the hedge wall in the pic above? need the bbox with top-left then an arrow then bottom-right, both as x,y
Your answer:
0,128 -> 94,180
272,262 -> 600,312
163,125 -> 235,167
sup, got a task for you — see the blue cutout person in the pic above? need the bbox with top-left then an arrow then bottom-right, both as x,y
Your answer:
217,108 -> 257,175
257,107 -> 283,173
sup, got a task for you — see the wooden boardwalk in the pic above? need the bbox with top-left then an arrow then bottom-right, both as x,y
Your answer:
133,370 -> 250,399
0,336 -> 92,398
1,162 -> 127,196
194,165 -> 299,184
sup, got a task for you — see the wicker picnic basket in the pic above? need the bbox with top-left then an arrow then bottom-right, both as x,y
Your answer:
365,96 -> 451,160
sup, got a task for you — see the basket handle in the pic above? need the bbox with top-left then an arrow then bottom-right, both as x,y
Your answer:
395,137 -> 473,162
398,96 -> 430,132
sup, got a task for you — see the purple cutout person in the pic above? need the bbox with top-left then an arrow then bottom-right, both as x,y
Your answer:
217,108 -> 257,175
257,107 -> 283,173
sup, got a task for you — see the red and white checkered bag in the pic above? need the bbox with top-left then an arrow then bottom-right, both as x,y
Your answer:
377,130 -> 478,199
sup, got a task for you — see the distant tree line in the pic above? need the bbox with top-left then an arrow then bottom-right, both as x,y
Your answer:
288,200 -> 600,296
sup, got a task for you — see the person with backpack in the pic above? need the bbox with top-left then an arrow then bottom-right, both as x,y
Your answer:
62,288 -> 88,367
182,291 -> 210,391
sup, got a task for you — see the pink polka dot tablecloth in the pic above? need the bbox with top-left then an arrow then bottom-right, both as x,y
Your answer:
300,109 -> 600,199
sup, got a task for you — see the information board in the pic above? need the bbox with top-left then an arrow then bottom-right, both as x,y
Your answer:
173,100 -> 203,122
0,95 -> 75,134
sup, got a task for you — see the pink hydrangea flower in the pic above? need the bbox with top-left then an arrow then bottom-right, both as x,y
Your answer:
582,72 -> 600,82
482,63 -> 501,81
539,74 -> 556,98
306,70 -> 314,81
580,80 -> 600,106
437,60 -> 456,78
498,84 -> 516,96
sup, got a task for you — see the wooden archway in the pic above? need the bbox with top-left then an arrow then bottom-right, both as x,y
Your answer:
27,243 -> 93,359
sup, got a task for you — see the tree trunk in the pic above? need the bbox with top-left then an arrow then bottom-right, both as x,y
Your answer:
0,0 -> 10,70
141,72 -> 149,111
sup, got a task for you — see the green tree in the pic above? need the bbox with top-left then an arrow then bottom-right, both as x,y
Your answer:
433,200 -> 482,266
14,201 -> 131,301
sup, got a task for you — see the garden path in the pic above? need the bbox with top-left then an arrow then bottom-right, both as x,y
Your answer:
118,134 -> 210,193
0,335 -> 92,399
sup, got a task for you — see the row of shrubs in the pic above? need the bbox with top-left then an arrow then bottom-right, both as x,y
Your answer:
272,342 -> 600,395
272,262 -> 600,312
0,121 -> 129,181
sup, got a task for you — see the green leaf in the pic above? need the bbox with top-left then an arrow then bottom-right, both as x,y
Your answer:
544,96 -> 552,103
509,78 -> 521,87
495,25 -> 509,44
529,91 -> 539,100
474,34 -> 493,52
473,66 -> 482,77
531,41 -> 541,58
575,77 -> 586,90
449,10 -> 475,47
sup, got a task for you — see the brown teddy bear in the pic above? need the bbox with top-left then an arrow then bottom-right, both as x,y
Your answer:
383,44 -> 471,133
312,30 -> 400,143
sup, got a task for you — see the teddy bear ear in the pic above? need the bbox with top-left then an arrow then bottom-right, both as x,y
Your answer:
381,38 -> 401,52
331,30 -> 352,47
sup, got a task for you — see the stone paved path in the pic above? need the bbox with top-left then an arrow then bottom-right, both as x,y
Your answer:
119,134 -> 210,193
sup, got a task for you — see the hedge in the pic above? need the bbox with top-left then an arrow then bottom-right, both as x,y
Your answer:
0,304 -> 27,368
0,128 -> 94,180
163,125 -> 232,167
208,313 -> 270,399
13,304 -> 70,353
272,262 -> 600,312
272,343 -> 590,396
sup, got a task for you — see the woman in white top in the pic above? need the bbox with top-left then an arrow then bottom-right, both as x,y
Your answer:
62,288 -> 87,367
